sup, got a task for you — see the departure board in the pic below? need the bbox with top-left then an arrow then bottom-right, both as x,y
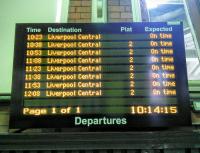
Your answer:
10,23 -> 190,128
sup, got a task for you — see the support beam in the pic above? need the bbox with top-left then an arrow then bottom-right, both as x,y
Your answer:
55,0 -> 70,23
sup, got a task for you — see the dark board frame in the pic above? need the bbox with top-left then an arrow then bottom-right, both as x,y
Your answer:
10,22 -> 191,129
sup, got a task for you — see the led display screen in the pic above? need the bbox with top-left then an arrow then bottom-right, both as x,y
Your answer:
10,23 -> 190,128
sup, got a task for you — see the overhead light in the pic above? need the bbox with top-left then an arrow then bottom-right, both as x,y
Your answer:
146,0 -> 159,9
146,0 -> 171,9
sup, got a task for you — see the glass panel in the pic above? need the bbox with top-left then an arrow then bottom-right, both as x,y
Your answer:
145,0 -> 200,80
0,0 -> 68,93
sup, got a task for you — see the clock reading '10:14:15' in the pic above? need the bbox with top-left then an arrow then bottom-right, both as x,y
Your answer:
131,106 -> 178,114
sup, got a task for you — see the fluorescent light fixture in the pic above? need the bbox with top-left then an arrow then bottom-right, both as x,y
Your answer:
55,0 -> 62,22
